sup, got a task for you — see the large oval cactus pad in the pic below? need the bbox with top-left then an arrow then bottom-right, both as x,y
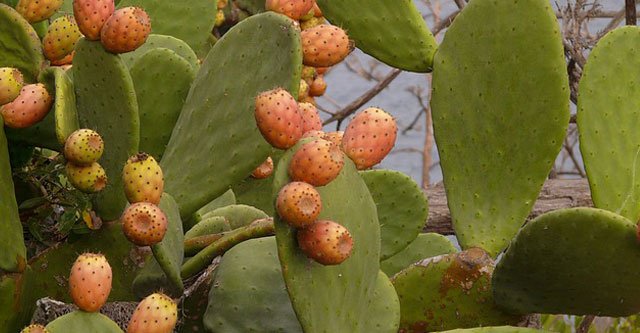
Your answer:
380,233 -> 457,277
120,34 -> 199,70
273,141 -> 390,332
493,208 -> 640,316
150,193 -> 184,294
578,27 -> 640,221
316,0 -> 437,72
431,0 -> 569,256
0,4 -> 44,82
46,311 -> 123,333
161,12 -> 302,219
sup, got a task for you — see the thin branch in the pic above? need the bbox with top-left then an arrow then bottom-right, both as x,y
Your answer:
626,0 -> 637,25
577,315 -> 596,333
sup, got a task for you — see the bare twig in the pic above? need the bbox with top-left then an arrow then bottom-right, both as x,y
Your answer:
577,315 -> 596,333
626,0 -> 637,25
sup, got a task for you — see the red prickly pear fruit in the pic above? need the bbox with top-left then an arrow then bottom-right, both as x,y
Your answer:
100,7 -> 151,54
251,156 -> 274,179
299,102 -> 322,133
68,252 -> 112,312
43,15 -> 82,63
20,324 -> 49,333
127,292 -> 178,333
316,66 -> 329,75
0,83 -> 53,129
265,0 -> 315,20
64,129 -> 104,166
122,152 -> 164,205
121,202 -> 168,246
66,162 -> 108,193
297,220 -> 353,265
217,0 -> 228,9
276,181 -> 322,228
50,51 -> 74,66
342,107 -> 397,170
322,130 -> 343,147
301,24 -> 353,67
73,0 -> 115,40
0,67 -> 24,105
254,88 -> 304,149
301,130 -> 325,140
16,0 -> 63,23
289,138 -> 344,186
309,75 -> 326,97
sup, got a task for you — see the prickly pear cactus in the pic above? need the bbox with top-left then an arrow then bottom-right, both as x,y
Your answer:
493,207 -> 640,316
439,328 -> 553,333
201,204 -> 268,229
184,216 -> 230,239
73,38 -> 139,220
316,0 -> 436,72
431,0 -> 569,256
577,26 -> 640,222
0,4 -> 44,82
380,233 -> 456,277
149,194 -> 184,294
45,311 -> 123,333
120,34 -> 199,70
161,12 -> 302,219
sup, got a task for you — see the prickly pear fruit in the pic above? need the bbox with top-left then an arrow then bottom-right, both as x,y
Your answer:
0,67 -> 24,105
43,15 -> 83,63
342,107 -> 397,170
50,52 -> 74,66
301,24 -> 353,67
100,6 -> 151,54
323,131 -> 343,147
298,79 -> 310,101
217,0 -> 228,9
301,130 -> 325,139
16,0 -> 63,23
66,162 -> 108,193
265,0 -> 315,20
277,181 -> 322,228
69,253 -> 112,312
300,102 -> 322,133
297,220 -> 353,265
301,66 -> 316,85
311,2 -> 322,17
215,9 -> 225,27
289,138 -> 344,186
254,88 -> 304,149
299,95 -> 315,105
73,0 -> 115,40
300,16 -> 325,30
20,324 -> 49,333
127,292 -> 178,333
309,75 -> 326,96
0,84 -> 53,129
64,129 -> 105,166
122,152 -> 164,205
251,156 -> 274,179
121,202 -> 168,246
316,67 -> 328,75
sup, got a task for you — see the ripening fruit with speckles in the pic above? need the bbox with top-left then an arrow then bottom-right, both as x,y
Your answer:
301,24 -> 353,67
301,130 -> 325,139
289,138 -> 344,186
121,202 -> 168,246
127,292 -> 178,333
255,88 -> 304,149
309,75 -> 327,97
73,0 -> 115,40
123,152 -> 164,205
16,0 -> 63,23
68,252 -> 112,312
298,79 -> 309,101
0,67 -> 24,106
100,6 -> 151,54
64,129 -> 104,166
66,162 -> 108,193
251,156 -> 274,179
299,102 -> 322,134
265,0 -> 314,20
277,181 -> 322,228
297,220 -> 353,265
322,130 -> 343,147
342,107 -> 397,170
43,15 -> 83,63
0,83 -> 53,129
20,324 -> 49,333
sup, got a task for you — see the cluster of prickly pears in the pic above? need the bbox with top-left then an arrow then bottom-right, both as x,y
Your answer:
63,129 -> 108,193
0,67 -> 53,129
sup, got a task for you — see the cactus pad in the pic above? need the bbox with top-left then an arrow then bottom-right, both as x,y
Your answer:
201,204 -> 269,229
132,256 -> 182,298
191,189 -> 236,225
430,0 -> 569,256
149,193 -> 184,294
161,12 -> 302,219
577,27 -> 640,221
185,216 -> 230,239
439,328 -> 553,333
392,248 -> 520,332
316,0 -> 436,72
0,4 -> 44,82
130,48 -> 195,160
364,270 -> 401,332
235,0 -> 264,15
380,233 -> 457,277
492,207 -> 640,316
120,34 -> 199,70
73,38 -> 139,220
272,140 -> 382,332
45,311 -> 123,333
360,169 -> 428,260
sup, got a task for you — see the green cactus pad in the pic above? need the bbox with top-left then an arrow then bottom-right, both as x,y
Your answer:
493,207 -> 640,316
4,111 -> 58,151
185,216 -> 230,239
272,141 -> 382,332
232,150 -> 283,216
73,38 -> 140,220
364,270 -> 401,332
235,0 -> 264,14
201,204 -> 269,229
0,268 -> 37,332
316,0 -> 436,72
46,311 -> 123,333
130,48 -> 195,160
0,126 -> 27,272
190,189 -> 236,225
120,34 -> 199,70
0,4 -> 44,82
117,0 -> 216,57
380,233 -> 457,277
392,248 -> 520,332
203,237 -> 304,333
438,328 -> 553,333
161,12 -> 302,219
149,193 -> 184,294
132,256 -> 182,299
430,0 -> 569,256
360,169 -> 428,260
577,27 -> 640,221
